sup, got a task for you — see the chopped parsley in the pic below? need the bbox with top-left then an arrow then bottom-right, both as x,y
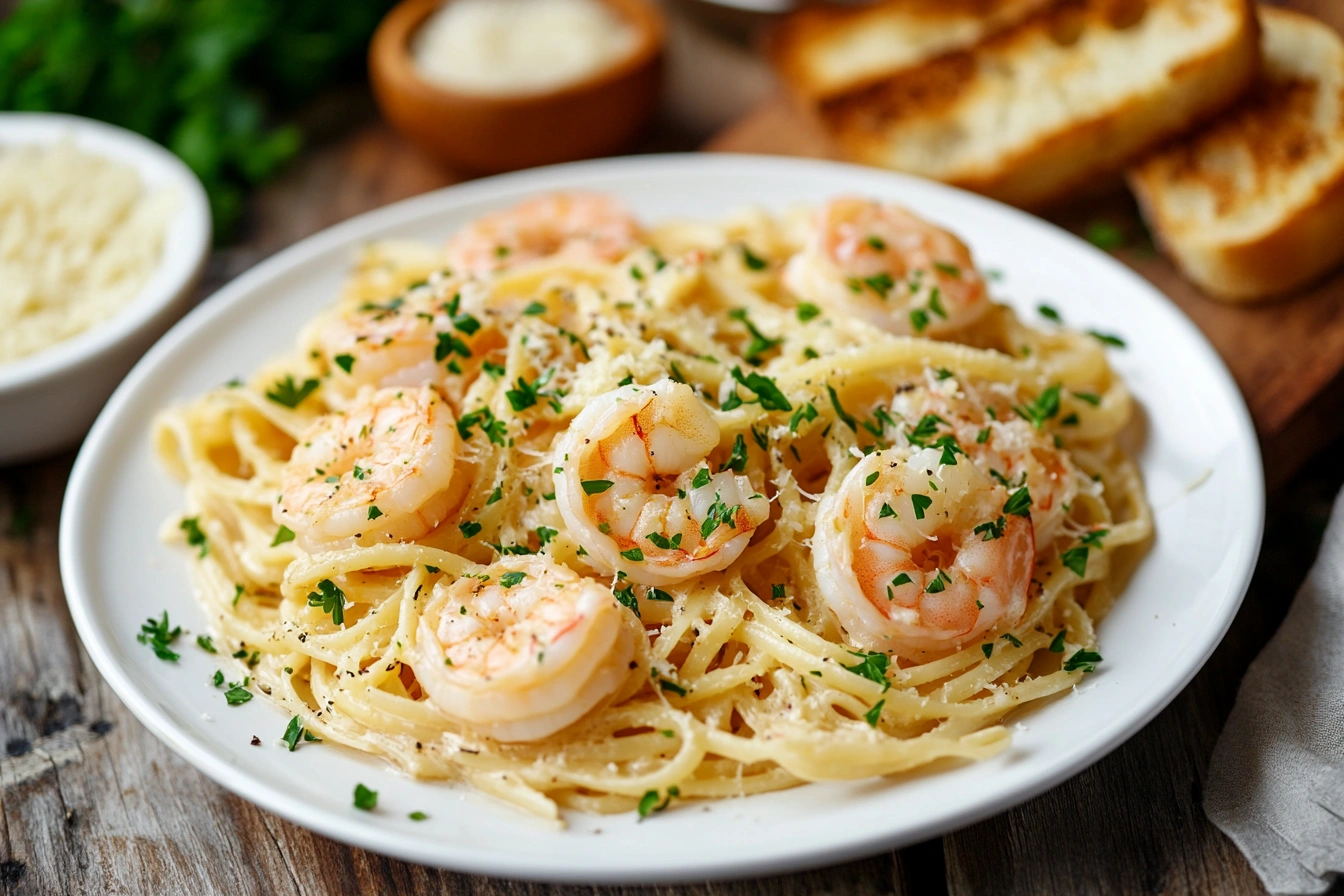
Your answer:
911,494 -> 932,519
265,375 -> 319,408
906,414 -> 945,447
925,569 -> 950,593
224,685 -> 253,706
353,783 -> 378,811
1001,633 -> 1023,648
1074,391 -> 1102,406
845,651 -> 891,690
796,302 -> 822,322
486,485 -> 503,505
1063,649 -> 1102,673
1037,304 -> 1062,322
1049,631 -> 1067,653
789,401 -> 818,433
973,516 -> 1006,541
180,517 -> 207,558
196,635 -> 217,654
647,532 -> 683,551
1061,546 -> 1090,578
523,301 -> 547,315
1088,330 -> 1127,348
333,354 -> 355,374
720,434 -> 748,473
690,467 -> 712,490
505,368 -> 561,413
582,479 -> 615,495
457,407 -> 507,445
879,503 -> 897,519
137,611 -> 181,662
409,811 -> 429,821
637,786 -> 681,818
367,505 -> 383,520
620,548 -> 645,562
282,715 -> 321,752
435,331 -> 471,362
307,578 -> 346,626
730,367 -> 792,411
1013,385 -> 1061,429
648,588 -> 674,602
459,520 -> 482,538
499,571 -> 527,589
728,309 -> 782,364
826,384 -> 857,431
981,644 -> 993,659
864,700 -> 885,727
741,245 -> 768,271
1002,487 -> 1032,517
615,584 -> 639,617
909,308 -> 930,333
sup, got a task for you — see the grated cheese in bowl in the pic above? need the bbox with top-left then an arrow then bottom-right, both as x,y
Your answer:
0,141 -> 176,365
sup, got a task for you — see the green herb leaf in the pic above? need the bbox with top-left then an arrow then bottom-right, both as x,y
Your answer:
136,611 -> 182,662
582,479 -> 614,495
265,375 -> 319,409
911,494 -> 932,519
307,579 -> 346,626
730,367 -> 792,411
1064,649 -> 1102,673
353,783 -> 378,811
333,354 -> 355,374
864,699 -> 885,727
180,517 -> 208,558
1002,487 -> 1032,517
845,650 -> 891,689
499,571 -> 527,589
224,685 -> 252,706
826,384 -> 857,431
1061,545 -> 1089,578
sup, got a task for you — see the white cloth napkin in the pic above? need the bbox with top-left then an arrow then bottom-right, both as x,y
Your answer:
1206,487 -> 1344,895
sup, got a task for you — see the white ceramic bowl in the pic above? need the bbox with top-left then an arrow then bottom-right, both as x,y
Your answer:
0,113 -> 210,463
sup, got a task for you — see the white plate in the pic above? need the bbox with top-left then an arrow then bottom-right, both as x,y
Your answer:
59,155 -> 1263,884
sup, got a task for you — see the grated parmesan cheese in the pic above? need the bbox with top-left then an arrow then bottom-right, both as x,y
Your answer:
0,141 -> 174,365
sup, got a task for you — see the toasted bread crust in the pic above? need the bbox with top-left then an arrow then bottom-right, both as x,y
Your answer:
818,0 -> 1260,209
769,0 -> 1057,101
1128,7 -> 1344,301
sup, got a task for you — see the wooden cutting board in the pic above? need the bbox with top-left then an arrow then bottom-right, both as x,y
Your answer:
705,1 -> 1344,488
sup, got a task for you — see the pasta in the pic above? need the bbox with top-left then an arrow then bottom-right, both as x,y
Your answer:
154,194 -> 1152,822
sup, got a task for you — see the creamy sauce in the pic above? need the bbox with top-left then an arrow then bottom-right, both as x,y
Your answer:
411,0 -> 639,96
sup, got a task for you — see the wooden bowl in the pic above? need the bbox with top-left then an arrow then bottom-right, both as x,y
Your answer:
369,0 -> 665,174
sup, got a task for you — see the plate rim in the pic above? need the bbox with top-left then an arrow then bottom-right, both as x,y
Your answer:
58,152 -> 1265,883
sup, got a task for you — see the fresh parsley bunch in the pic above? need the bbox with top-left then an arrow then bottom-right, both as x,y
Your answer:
0,0 -> 394,239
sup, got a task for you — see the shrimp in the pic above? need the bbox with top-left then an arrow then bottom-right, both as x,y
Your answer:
412,557 -> 639,742
274,385 -> 460,553
813,446 -> 1035,657
782,197 -> 989,336
315,282 -> 499,406
444,192 -> 641,277
886,372 -> 1087,550
554,379 -> 770,587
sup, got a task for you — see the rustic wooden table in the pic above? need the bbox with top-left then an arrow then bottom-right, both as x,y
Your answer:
2,106 -> 1341,895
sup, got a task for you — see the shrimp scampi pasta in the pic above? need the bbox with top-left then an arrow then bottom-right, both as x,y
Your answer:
154,192 -> 1152,822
